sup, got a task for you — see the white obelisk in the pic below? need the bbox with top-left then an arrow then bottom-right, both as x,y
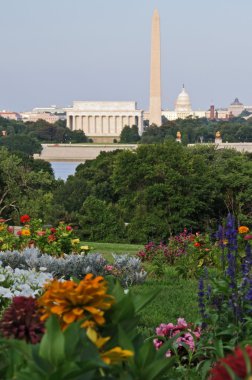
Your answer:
149,9 -> 162,126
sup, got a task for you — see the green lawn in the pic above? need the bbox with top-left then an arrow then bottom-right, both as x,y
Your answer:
83,242 -> 198,337
132,267 -> 199,336
82,241 -> 143,261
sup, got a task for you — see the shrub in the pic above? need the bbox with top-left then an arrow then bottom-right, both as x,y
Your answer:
107,254 -> 147,287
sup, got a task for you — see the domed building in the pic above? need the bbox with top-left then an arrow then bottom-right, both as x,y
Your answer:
175,85 -> 192,113
228,98 -> 244,117
161,85 -> 206,121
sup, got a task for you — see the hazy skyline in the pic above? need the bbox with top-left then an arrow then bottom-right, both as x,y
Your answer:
1,0 -> 252,112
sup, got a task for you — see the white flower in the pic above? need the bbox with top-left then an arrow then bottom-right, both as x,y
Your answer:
0,274 -> 6,282
0,286 -> 13,298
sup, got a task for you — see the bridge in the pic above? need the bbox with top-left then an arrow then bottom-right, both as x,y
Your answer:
34,143 -> 137,162
34,142 -> 252,163
187,142 -> 252,153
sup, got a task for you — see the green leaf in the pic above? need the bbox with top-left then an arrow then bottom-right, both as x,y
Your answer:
199,359 -> 212,380
118,325 -> 135,352
39,316 -> 65,366
132,289 -> 159,313
144,358 -> 173,380
241,347 -> 251,375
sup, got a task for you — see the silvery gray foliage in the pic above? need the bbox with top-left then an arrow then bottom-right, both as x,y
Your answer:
0,248 -> 107,279
0,249 -> 146,286
112,254 -> 147,287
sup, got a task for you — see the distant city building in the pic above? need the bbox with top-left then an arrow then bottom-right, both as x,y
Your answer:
205,105 -> 231,120
161,86 -> 206,121
66,101 -> 144,143
32,105 -> 66,115
20,112 -> 63,124
228,98 -> 244,117
0,111 -> 21,121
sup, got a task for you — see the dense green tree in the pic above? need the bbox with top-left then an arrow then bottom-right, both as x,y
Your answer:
0,148 -> 56,223
120,125 -> 140,143
0,134 -> 42,155
140,117 -> 252,144
79,195 -> 125,242
52,142 -> 252,243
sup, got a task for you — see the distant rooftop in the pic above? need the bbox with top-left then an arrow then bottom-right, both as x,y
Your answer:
231,98 -> 243,106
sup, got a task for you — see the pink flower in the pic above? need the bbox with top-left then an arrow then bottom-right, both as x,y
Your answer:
104,265 -> 114,272
177,318 -> 188,328
244,234 -> 252,240
193,326 -> 201,339
37,231 -> 46,236
153,338 -> 163,350
66,225 -> 72,231
156,323 -> 174,336
7,226 -> 14,233
165,350 -> 172,358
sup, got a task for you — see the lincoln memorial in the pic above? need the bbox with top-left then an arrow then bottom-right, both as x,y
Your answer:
66,101 -> 144,143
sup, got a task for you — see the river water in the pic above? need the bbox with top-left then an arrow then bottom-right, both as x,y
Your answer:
50,161 -> 81,181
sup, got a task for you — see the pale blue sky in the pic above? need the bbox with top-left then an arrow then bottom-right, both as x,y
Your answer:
0,0 -> 251,111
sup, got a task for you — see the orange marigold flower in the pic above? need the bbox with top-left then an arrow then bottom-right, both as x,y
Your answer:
21,229 -> 31,236
194,242 -> 201,247
38,274 -> 114,329
238,226 -> 249,234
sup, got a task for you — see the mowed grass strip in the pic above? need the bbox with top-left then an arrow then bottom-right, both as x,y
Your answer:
82,241 -> 143,261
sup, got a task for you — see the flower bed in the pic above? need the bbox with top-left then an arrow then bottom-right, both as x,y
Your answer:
0,274 -> 173,379
0,215 -> 88,256
0,248 -> 147,287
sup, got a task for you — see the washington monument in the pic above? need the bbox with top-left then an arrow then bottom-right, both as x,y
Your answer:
149,9 -> 162,126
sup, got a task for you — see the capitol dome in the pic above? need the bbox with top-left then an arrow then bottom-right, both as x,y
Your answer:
174,85 -> 192,113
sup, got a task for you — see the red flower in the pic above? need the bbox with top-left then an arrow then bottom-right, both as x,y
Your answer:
66,225 -> 72,231
48,234 -> 56,242
17,230 -> 22,236
20,214 -> 30,224
0,296 -> 45,344
194,242 -> 201,247
0,218 -> 6,223
244,235 -> 252,240
210,345 -> 252,380
50,227 -> 56,234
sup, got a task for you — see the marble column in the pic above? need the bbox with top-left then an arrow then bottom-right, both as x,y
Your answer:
72,115 -> 76,130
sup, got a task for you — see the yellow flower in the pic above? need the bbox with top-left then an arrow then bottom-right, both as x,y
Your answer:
0,226 -> 4,231
86,327 -> 134,365
86,327 -> 110,348
71,238 -> 80,245
101,347 -> 134,365
238,226 -> 249,234
38,274 -> 114,329
81,245 -> 89,250
21,229 -> 31,236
